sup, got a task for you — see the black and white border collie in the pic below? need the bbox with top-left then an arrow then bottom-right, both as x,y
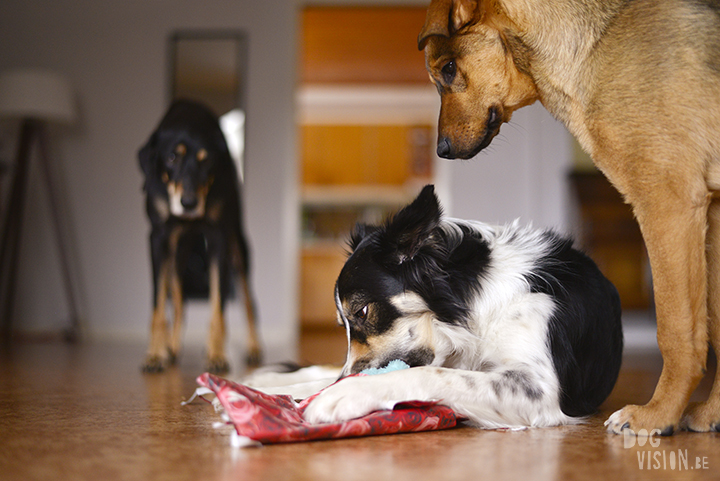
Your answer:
303,185 -> 623,428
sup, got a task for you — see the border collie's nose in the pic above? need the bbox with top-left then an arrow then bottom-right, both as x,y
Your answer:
437,137 -> 453,158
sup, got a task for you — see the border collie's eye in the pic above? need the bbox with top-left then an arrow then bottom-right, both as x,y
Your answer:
167,153 -> 176,164
441,60 -> 456,84
355,305 -> 368,321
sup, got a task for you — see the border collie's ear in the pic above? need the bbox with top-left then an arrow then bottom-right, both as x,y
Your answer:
383,185 -> 442,263
348,223 -> 379,253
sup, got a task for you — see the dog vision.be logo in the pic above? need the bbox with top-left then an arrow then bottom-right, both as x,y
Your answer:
623,430 -> 711,471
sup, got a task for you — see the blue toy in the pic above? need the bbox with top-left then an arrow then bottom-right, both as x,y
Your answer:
361,359 -> 410,376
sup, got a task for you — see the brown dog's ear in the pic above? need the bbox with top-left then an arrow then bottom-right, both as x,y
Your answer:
418,0 -> 482,50
451,0 -> 479,32
418,0 -> 453,49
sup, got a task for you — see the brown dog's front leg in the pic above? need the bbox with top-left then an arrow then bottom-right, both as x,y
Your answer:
607,189 -> 709,435
683,199 -> 720,432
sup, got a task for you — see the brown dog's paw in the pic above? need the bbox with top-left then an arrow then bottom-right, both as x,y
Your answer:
206,356 -> 230,374
142,355 -> 168,373
605,404 -> 677,436
682,402 -> 720,432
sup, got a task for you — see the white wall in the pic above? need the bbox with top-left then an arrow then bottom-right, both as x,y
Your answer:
0,0 -> 574,364
445,103 -> 572,231
0,0 -> 300,363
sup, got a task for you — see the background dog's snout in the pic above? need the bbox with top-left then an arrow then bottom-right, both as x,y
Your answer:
181,192 -> 198,210
437,137 -> 453,158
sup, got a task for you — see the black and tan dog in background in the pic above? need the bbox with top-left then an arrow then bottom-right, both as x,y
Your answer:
418,0 -> 720,434
138,99 -> 261,373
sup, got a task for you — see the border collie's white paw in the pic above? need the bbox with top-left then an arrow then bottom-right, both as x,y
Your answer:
303,376 -> 398,424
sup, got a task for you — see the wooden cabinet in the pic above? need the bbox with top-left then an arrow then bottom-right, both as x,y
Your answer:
570,171 -> 652,310
300,243 -> 346,328
298,243 -> 348,365
301,124 -> 432,186
298,124 -> 431,364
301,6 -> 428,85
297,6 -> 437,365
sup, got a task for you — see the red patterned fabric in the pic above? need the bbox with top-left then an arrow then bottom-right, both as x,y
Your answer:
196,373 -> 458,444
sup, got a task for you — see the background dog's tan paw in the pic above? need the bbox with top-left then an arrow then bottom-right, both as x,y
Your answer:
167,349 -> 178,366
142,355 -> 168,373
245,348 -> 262,368
682,402 -> 720,432
605,404 -> 677,436
206,356 -> 230,374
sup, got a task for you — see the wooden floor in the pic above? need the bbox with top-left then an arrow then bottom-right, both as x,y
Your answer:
1,339 -> 718,481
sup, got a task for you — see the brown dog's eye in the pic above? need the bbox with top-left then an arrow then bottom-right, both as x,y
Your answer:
355,305 -> 368,321
441,60 -> 456,84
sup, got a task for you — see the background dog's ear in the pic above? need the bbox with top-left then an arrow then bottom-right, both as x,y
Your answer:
382,185 -> 442,264
418,0 -> 483,49
138,133 -> 158,182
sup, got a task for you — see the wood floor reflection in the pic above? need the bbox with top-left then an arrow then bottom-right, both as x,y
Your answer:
0,339 -> 717,480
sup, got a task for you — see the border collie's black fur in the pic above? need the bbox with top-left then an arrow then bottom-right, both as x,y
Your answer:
303,185 -> 623,427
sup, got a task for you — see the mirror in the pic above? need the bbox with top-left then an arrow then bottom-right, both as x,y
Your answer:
170,30 -> 247,116
170,30 -> 247,177
168,31 -> 249,299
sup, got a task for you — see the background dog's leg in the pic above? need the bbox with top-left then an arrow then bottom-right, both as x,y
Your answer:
240,272 -> 262,367
167,227 -> 184,364
168,263 -> 183,365
206,258 -> 229,373
232,233 -> 262,367
683,198 -> 720,432
144,260 -> 170,372
607,189 -> 709,434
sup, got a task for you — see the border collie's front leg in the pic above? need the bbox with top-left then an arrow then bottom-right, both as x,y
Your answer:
303,366 -> 570,428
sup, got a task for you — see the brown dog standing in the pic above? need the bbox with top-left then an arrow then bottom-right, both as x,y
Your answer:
419,0 -> 720,435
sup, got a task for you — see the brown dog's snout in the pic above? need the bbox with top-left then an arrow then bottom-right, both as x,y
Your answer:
437,106 -> 504,160
487,106 -> 500,129
437,137 -> 454,158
